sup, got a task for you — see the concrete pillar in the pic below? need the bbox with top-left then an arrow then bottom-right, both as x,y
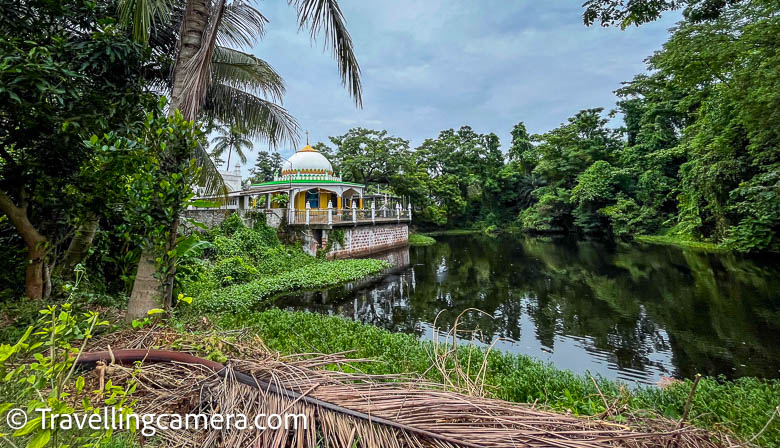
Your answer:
305,202 -> 310,225
352,204 -> 357,224
396,203 -> 401,222
267,193 -> 271,209
371,202 -> 375,224
408,203 -> 412,220
328,201 -> 333,225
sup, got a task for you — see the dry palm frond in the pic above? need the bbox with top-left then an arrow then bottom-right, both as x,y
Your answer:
177,0 -> 227,120
78,333 -> 725,448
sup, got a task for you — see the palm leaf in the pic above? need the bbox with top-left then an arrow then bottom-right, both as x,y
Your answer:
217,1 -> 267,48
80,346 -> 720,448
193,141 -> 229,196
291,0 -> 362,106
211,47 -> 285,102
118,0 -> 174,44
203,83 -> 299,147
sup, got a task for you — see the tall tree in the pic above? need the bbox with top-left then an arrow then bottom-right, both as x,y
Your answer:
211,124 -> 253,168
330,128 -> 409,189
249,151 -> 283,183
121,0 -> 363,318
0,0 -> 151,299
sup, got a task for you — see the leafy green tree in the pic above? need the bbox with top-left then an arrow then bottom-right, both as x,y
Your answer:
329,128 -> 409,189
87,101 -> 205,318
0,0 -> 152,299
648,0 -> 780,250
249,151 -> 284,183
582,0 -> 742,28
507,122 -> 539,174
520,109 -> 623,234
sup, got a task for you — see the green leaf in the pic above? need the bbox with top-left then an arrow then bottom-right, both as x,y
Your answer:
26,429 -> 51,448
13,417 -> 41,436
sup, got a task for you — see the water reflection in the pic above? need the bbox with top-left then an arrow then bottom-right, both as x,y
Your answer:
278,235 -> 780,385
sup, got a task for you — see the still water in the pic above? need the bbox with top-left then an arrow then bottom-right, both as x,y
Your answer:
279,234 -> 780,385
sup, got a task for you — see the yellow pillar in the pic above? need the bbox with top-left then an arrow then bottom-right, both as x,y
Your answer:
337,196 -> 342,210
359,197 -> 363,208
319,191 -> 329,210
295,192 -> 305,210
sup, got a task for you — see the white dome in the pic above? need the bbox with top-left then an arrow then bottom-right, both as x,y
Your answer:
282,145 -> 333,174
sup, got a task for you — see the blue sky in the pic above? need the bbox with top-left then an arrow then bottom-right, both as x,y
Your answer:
228,0 -> 681,175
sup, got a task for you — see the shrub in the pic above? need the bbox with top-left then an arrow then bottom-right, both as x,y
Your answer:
212,256 -> 258,286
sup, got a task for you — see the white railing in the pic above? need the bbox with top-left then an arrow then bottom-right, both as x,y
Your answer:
289,204 -> 412,225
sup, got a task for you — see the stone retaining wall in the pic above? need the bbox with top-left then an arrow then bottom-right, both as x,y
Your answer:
182,209 -> 285,229
324,223 -> 409,258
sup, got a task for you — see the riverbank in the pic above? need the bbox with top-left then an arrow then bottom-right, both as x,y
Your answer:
202,308 -> 779,446
409,233 -> 436,246
634,235 -> 727,252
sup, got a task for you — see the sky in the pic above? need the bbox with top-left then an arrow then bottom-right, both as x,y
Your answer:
228,0 -> 681,176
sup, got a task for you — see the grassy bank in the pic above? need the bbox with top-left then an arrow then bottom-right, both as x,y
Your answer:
178,214 -> 388,313
408,233 -> 436,246
211,309 -> 780,446
421,228 -> 481,237
634,235 -> 726,252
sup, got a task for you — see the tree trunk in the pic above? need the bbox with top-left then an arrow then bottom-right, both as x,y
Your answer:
25,244 -> 45,300
170,0 -> 211,116
61,212 -> 99,276
0,190 -> 47,300
42,260 -> 52,300
126,0 -> 211,318
125,248 -> 163,321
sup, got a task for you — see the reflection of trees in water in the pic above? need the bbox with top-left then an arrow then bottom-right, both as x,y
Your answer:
281,236 -> 780,380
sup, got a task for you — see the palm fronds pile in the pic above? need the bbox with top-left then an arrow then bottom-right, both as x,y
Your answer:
78,330 -> 725,448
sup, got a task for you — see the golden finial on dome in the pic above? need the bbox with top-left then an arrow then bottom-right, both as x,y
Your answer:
299,130 -> 316,152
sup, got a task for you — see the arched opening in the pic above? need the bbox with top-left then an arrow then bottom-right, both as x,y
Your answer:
305,189 -> 319,208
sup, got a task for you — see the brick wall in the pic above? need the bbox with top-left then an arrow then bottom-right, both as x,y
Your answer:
326,223 -> 409,259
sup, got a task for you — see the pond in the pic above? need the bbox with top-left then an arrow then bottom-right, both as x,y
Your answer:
278,234 -> 780,385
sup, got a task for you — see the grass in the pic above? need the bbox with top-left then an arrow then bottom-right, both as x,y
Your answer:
421,228 -> 481,237
212,309 -> 780,447
408,233 -> 436,246
635,235 -> 727,252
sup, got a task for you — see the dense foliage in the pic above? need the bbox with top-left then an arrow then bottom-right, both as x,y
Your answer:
176,214 -> 389,312
317,0 -> 779,252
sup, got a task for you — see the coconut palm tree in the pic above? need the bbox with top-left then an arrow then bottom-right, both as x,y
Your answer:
211,124 -> 253,168
120,0 -> 362,319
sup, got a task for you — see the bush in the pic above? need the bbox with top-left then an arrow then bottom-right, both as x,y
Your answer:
212,256 -> 259,286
